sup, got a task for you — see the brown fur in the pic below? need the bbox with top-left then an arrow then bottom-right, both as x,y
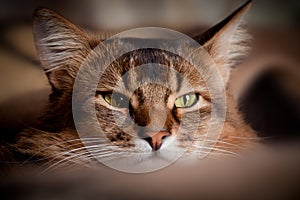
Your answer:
1,1 -> 258,171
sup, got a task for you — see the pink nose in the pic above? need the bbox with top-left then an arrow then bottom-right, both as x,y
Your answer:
144,131 -> 171,151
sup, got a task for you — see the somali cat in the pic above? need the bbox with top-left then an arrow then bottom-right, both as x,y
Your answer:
1,1 -> 257,171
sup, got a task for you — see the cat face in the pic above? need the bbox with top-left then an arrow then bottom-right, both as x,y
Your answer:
32,1 -> 255,169
93,48 -> 211,153
70,43 -> 215,167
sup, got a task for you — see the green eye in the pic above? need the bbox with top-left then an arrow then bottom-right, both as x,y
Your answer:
103,93 -> 128,108
174,93 -> 198,108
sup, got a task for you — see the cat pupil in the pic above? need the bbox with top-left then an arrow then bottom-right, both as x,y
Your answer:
183,95 -> 189,105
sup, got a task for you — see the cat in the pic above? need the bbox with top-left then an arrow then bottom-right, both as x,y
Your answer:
0,0 -> 258,172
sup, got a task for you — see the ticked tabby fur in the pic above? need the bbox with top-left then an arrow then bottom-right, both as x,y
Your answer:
1,1 -> 257,170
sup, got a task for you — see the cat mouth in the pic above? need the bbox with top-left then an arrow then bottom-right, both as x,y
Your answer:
123,149 -> 180,165
128,136 -> 184,161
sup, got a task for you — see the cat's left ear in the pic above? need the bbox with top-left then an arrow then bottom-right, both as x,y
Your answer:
33,8 -> 100,91
194,0 -> 252,84
33,8 -> 95,72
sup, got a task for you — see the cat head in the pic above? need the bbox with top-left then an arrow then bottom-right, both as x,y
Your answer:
33,1 -> 252,165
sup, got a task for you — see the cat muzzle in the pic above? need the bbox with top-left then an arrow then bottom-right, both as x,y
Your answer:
143,130 -> 171,151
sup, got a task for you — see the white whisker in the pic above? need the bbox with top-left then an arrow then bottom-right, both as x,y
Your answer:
190,145 -> 239,156
194,138 -> 245,150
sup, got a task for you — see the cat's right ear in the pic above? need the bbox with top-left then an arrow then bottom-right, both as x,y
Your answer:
193,1 -> 252,84
33,8 -> 99,90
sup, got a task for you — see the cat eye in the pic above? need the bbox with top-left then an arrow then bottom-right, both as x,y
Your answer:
102,93 -> 128,108
174,93 -> 198,108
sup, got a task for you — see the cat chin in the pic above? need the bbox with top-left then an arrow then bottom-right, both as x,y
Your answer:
102,150 -> 183,173
97,136 -> 186,173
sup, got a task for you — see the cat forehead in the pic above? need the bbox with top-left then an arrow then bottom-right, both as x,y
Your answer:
106,37 -> 186,49
92,38 -> 208,93
101,37 -> 200,63
117,49 -> 185,67
100,47 -> 196,78
96,48 -> 206,94
97,38 -> 200,72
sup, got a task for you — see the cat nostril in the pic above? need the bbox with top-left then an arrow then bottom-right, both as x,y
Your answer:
144,137 -> 152,146
142,130 -> 171,151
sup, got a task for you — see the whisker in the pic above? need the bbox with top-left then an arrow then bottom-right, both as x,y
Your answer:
41,144 -> 112,167
190,144 -> 239,156
189,150 -> 237,158
41,150 -> 95,173
225,136 -> 263,140
21,137 -> 110,164
193,138 -> 245,150
41,142 -> 137,173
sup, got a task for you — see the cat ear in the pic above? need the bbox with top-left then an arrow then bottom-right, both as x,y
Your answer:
194,0 -> 252,84
33,8 -> 99,90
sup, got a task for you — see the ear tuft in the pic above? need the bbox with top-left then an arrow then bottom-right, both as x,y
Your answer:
33,8 -> 92,73
194,0 -> 252,84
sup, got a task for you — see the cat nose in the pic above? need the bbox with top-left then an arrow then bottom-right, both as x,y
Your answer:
143,130 -> 171,151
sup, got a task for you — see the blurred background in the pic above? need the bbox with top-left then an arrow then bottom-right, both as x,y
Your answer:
0,0 -> 299,140
0,1 -> 300,199
0,0 -> 299,29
